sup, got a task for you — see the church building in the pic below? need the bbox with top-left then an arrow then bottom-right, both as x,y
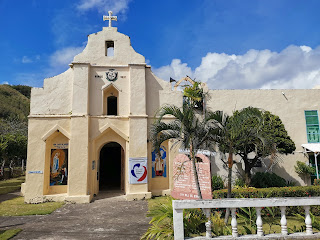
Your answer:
23,12 -> 320,203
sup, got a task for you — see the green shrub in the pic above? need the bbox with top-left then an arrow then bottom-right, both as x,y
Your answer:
211,211 -> 231,236
250,172 -> 286,188
314,179 -> 320,186
213,185 -> 320,216
286,180 -> 297,187
142,196 -> 206,240
212,175 -> 224,190
295,161 -> 315,176
234,178 -> 246,188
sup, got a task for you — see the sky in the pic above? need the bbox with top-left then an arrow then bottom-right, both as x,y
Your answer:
1,0 -> 320,89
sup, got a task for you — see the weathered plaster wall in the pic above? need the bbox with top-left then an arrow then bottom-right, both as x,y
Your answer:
30,69 -> 73,115
72,64 -> 90,115
89,66 -> 129,116
68,117 -> 89,197
145,68 -> 183,116
127,117 -> 149,197
73,27 -> 145,65
129,65 -> 146,116
25,118 -> 71,203
206,89 -> 320,185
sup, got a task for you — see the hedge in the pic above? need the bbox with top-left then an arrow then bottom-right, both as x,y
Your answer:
213,186 -> 320,216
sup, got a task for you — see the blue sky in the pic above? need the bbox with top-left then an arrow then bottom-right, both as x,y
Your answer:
1,0 -> 320,89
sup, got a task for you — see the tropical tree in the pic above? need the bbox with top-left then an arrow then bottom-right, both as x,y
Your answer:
150,101 -> 219,199
211,108 -> 264,223
183,80 -> 204,111
212,107 -> 263,197
229,110 -> 295,185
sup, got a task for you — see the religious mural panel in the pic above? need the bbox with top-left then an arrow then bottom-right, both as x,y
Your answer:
50,149 -> 68,186
151,146 -> 167,178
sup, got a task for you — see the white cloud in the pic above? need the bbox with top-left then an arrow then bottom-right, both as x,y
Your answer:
15,46 -> 85,87
21,55 -> 41,64
153,59 -> 193,82
1,81 -> 9,85
76,0 -> 132,15
153,45 -> 320,89
300,45 -> 312,53
49,46 -> 84,68
22,56 -> 33,63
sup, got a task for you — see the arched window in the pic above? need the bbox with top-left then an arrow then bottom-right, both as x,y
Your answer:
107,96 -> 117,115
102,84 -> 119,115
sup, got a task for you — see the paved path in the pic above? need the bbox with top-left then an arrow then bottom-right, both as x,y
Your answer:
0,191 -> 150,240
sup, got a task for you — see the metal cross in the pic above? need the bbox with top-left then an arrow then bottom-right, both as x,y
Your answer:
103,11 -> 117,27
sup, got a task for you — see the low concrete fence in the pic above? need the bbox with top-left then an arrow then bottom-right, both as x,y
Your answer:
173,197 -> 320,240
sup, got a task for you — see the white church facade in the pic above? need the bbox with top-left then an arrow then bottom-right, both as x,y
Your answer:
23,13 -> 320,203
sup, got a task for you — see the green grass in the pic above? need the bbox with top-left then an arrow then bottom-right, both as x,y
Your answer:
0,197 -> 64,216
0,229 -> 22,240
234,216 -> 305,234
148,196 -> 168,209
0,177 -> 25,195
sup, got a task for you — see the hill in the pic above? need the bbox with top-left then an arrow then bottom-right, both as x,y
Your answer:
0,85 -> 30,121
0,84 -> 30,167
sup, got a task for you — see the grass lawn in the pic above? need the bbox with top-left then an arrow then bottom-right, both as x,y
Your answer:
0,229 -> 22,240
0,176 -> 25,195
0,197 -> 64,216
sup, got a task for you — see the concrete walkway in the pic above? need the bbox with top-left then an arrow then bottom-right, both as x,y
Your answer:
0,191 -> 150,240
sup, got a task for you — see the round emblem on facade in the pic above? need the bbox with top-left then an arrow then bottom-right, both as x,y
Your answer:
106,70 -> 118,81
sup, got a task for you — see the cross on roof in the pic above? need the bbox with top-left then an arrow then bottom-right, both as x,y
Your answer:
103,11 -> 117,27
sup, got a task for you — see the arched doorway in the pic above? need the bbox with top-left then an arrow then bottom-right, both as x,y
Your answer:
99,142 -> 124,191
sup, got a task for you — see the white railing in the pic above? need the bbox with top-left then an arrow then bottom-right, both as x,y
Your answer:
173,197 -> 320,240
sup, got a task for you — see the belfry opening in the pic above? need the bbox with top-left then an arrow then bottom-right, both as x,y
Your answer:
99,142 -> 123,191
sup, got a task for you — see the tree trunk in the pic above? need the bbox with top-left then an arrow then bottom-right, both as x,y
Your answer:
190,143 -> 203,200
0,160 -> 4,176
225,152 -> 233,224
244,159 -> 252,186
227,153 -> 233,198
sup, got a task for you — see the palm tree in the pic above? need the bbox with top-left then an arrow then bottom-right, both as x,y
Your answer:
213,107 -> 263,197
150,102 -> 219,199
210,108 -> 263,223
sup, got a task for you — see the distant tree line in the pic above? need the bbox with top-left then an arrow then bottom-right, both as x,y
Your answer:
0,84 -> 30,178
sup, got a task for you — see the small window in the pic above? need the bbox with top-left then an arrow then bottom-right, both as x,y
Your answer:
107,96 -> 117,115
105,41 -> 114,56
305,110 -> 320,143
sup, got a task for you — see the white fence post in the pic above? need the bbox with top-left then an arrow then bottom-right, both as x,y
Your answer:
304,206 -> 313,235
173,204 -> 184,240
256,207 -> 264,237
231,208 -> 238,237
280,206 -> 288,235
204,208 -> 212,238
